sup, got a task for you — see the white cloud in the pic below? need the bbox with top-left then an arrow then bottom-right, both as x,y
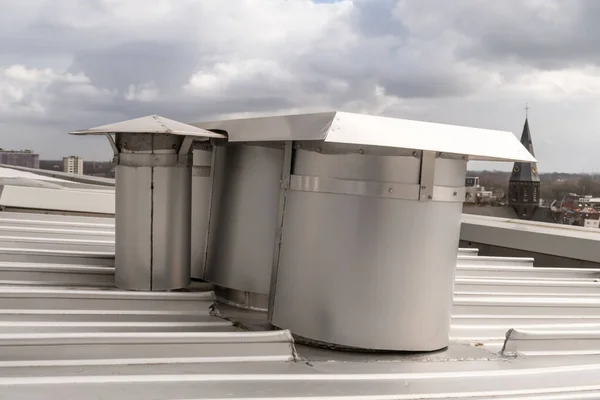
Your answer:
125,82 -> 159,102
4,65 -> 89,84
0,64 -> 109,119
505,68 -> 600,100
63,83 -> 115,99
185,59 -> 294,95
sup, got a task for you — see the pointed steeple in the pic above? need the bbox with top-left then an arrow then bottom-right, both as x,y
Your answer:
510,118 -> 540,183
508,115 -> 541,220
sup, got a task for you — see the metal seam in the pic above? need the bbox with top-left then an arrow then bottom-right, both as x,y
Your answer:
267,142 -> 293,320
149,136 -> 154,291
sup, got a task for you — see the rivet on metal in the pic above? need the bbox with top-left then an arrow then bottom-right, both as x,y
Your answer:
358,149 -> 364,155
453,192 -> 458,196
421,185 -> 426,189
427,195 -> 433,199
412,151 -> 418,157
388,188 -> 394,194
316,147 -> 322,153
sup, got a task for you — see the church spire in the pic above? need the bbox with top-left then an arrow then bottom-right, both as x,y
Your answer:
508,112 -> 541,219
510,117 -> 540,183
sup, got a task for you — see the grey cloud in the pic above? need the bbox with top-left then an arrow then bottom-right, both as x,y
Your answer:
450,0 -> 600,69
353,0 -> 409,38
1,0 -> 600,172
67,41 -> 201,91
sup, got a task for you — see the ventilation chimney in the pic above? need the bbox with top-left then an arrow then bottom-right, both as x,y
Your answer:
70,115 -> 225,291
195,111 -> 535,351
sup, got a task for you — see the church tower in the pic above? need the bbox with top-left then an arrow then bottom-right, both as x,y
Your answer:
508,116 -> 540,219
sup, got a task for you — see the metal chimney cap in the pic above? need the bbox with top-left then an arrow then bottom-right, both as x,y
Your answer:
193,111 -> 536,162
69,115 -> 226,139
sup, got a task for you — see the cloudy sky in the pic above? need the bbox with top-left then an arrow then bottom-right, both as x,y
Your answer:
1,0 -> 599,172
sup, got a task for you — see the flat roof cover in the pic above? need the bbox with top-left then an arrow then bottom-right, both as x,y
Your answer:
70,115 -> 226,138
194,111 -> 536,162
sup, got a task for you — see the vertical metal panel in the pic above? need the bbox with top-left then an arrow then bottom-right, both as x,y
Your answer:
152,165 -> 191,291
114,165 -> 152,290
191,148 -> 213,280
271,153 -> 467,351
205,144 -> 284,295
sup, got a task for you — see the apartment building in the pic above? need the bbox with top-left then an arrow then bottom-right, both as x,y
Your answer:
0,149 -> 40,168
63,156 -> 84,175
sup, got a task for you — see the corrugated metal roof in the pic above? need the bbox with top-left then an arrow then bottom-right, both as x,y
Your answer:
0,212 -> 599,398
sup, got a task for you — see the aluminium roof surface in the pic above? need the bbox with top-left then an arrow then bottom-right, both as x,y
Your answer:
0,166 -> 114,215
1,166 -> 600,398
0,211 -> 599,399
462,213 -> 600,264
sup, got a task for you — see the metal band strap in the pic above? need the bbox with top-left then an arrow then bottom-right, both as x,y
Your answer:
192,166 -> 211,177
289,175 -> 465,203
117,153 -> 192,167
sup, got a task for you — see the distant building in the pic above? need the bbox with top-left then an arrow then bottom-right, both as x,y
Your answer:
508,117 -> 541,219
463,115 -> 551,223
464,177 -> 496,205
0,149 -> 40,169
63,156 -> 84,175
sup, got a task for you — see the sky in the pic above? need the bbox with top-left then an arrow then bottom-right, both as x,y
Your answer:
0,0 -> 599,172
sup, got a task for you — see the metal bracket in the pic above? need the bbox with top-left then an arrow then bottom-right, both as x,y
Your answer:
268,141 -> 294,320
418,151 -> 436,202
201,146 -> 219,278
105,133 -> 120,164
179,136 -> 194,156
105,133 -> 119,156
178,136 -> 195,164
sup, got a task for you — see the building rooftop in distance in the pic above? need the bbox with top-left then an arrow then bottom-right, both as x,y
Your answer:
0,164 -> 599,398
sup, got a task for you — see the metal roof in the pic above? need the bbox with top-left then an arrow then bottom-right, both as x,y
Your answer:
461,213 -> 600,264
193,111 -> 537,162
1,164 -> 115,187
69,115 -> 227,138
0,166 -> 115,215
1,167 -> 600,398
0,212 -> 599,398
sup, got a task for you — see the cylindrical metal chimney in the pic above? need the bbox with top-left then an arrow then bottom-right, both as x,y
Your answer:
69,115 -> 225,291
193,111 -> 536,350
114,132 -> 192,291
271,148 -> 466,351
